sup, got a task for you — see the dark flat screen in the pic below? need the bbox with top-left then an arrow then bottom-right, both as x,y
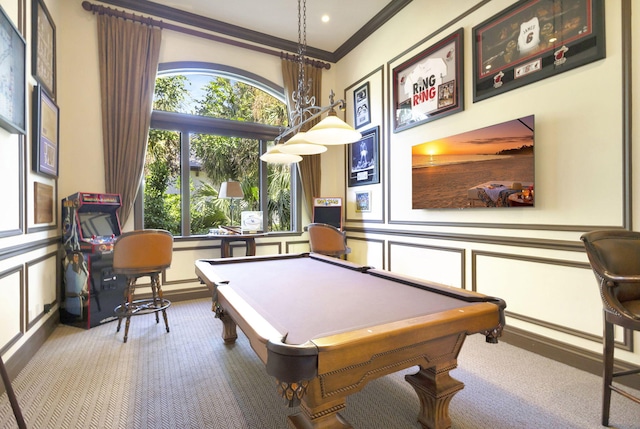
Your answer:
78,212 -> 116,238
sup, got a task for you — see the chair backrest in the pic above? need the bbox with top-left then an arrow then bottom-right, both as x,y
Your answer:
581,229 -> 640,323
113,229 -> 173,275
307,223 -> 351,258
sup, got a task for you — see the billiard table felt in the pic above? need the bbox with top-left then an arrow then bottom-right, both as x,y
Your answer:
212,256 -> 479,345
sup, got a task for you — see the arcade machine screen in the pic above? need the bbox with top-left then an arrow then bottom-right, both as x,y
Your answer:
78,212 -> 118,238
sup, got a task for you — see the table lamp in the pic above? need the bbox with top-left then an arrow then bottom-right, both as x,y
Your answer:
219,181 -> 244,226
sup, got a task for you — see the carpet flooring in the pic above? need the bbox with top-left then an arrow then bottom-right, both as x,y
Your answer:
0,298 -> 638,428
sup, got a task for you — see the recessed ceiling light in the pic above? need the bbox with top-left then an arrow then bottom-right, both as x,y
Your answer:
321,14 -> 330,23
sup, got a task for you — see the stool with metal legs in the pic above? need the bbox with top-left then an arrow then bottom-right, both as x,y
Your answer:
112,229 -> 173,343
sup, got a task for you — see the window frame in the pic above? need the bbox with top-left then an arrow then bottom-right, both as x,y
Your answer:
133,62 -> 302,237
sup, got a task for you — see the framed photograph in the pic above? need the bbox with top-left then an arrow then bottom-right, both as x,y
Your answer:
473,0 -> 605,102
348,126 -> 380,187
0,5 -> 26,134
392,28 -> 464,133
32,0 -> 56,98
355,191 -> 371,213
32,85 -> 59,178
240,211 -> 263,233
353,82 -> 371,129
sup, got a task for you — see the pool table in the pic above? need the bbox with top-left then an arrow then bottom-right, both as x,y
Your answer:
195,253 -> 506,429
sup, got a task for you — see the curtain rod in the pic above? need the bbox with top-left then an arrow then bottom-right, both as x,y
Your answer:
80,1 -> 331,70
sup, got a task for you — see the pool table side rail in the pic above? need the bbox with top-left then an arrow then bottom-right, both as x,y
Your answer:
366,268 -> 507,340
299,301 -> 501,374
196,252 -> 370,275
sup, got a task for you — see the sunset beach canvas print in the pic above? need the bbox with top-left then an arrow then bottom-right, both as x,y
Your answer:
412,115 -> 534,209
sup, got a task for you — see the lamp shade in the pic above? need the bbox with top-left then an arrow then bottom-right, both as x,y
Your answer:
219,181 -> 244,199
279,132 -> 328,155
304,115 -> 362,145
259,146 -> 303,164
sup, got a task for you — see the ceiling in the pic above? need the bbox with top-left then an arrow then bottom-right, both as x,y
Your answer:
96,0 -> 412,62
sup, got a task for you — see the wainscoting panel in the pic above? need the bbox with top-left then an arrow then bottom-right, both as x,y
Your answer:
25,252 -> 58,326
346,236 -> 385,270
388,241 -> 464,288
285,240 -> 309,255
473,251 -> 601,338
0,137 -> 23,237
0,267 -> 23,352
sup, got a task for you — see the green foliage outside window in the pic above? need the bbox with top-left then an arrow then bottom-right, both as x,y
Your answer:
143,73 -> 292,235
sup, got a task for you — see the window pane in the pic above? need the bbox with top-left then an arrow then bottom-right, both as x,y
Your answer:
190,133 -> 259,234
266,147 -> 292,232
154,73 -> 287,127
143,129 -> 182,236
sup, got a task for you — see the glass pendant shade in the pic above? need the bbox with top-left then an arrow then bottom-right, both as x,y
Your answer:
304,114 -> 362,145
279,132 -> 328,155
260,145 -> 303,164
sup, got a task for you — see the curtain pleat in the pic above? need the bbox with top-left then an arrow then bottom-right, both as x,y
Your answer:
281,59 -> 322,218
97,15 -> 161,225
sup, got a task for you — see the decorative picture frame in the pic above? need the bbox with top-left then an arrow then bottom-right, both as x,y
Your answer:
32,85 -> 60,178
0,5 -> 26,134
353,82 -> 371,129
355,191 -> 371,213
348,126 -> 380,187
472,0 -> 605,102
392,28 -> 464,133
32,0 -> 56,98
34,181 -> 53,224
411,115 -> 535,209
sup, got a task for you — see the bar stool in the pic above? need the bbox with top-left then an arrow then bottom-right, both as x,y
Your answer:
581,229 -> 640,426
112,229 -> 173,343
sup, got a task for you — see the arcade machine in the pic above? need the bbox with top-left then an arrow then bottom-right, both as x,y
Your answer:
61,192 -> 124,329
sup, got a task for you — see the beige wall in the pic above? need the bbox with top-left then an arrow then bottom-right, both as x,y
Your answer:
0,0 -> 638,371
333,0 -> 639,366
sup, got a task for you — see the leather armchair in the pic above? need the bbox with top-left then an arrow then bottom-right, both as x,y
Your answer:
307,223 -> 351,259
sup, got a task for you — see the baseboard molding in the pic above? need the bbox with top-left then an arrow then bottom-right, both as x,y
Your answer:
502,326 -> 640,391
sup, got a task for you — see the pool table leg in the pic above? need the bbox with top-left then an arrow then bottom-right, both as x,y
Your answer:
288,395 -> 352,429
405,361 -> 464,429
217,311 -> 238,344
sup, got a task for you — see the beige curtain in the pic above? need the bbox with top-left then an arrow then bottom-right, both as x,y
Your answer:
281,59 -> 322,217
97,14 -> 162,225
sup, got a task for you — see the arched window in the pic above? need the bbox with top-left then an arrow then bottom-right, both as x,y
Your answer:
135,62 -> 299,236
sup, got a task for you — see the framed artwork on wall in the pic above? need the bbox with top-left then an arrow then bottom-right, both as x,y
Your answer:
472,0 -> 605,102
32,0 -> 56,98
412,115 -> 535,209
32,85 -> 60,178
0,5 -> 26,135
34,182 -> 53,224
348,126 -> 380,187
353,82 -> 371,129
392,28 -> 464,133
355,191 -> 371,213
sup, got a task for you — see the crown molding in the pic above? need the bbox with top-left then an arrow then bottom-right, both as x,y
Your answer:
94,0 -> 412,63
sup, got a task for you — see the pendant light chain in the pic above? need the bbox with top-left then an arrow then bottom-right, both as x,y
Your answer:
292,0 -> 313,128
262,0 -> 361,162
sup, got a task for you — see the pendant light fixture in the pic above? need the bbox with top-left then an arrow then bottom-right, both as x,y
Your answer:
261,0 -> 361,163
